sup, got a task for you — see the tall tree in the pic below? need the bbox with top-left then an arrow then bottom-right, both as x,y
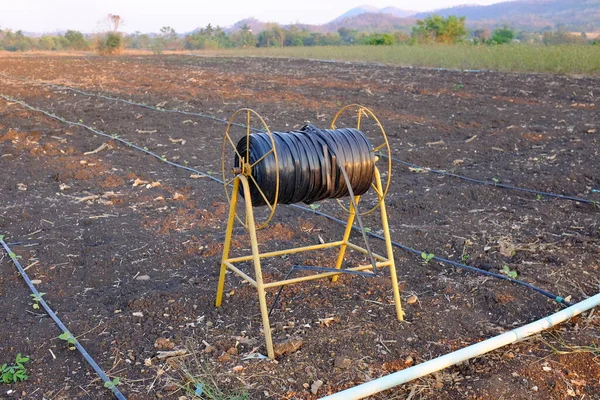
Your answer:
64,30 -> 89,50
412,15 -> 467,44
96,14 -> 123,55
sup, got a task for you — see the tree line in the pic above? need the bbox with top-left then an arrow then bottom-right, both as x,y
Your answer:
1,15 -> 598,53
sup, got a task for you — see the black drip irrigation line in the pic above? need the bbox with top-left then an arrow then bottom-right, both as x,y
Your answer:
1,72 -> 595,206
0,237 -> 127,400
384,155 -> 598,206
293,207 -> 573,307
0,72 -> 261,134
0,94 -> 572,307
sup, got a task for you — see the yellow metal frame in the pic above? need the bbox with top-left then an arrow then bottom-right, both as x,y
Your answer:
215,167 -> 404,359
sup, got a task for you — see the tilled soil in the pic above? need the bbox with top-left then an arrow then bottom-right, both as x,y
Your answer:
0,54 -> 599,400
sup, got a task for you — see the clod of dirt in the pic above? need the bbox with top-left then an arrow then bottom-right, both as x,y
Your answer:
274,337 -> 304,357
311,379 -> 324,395
202,340 -> 215,353
334,356 -> 352,369
433,372 -> 444,389
172,192 -> 185,200
227,347 -> 238,355
17,183 -> 27,191
318,316 -> 339,327
132,312 -> 144,317
154,338 -> 174,350
234,336 -> 257,346
135,274 -> 151,281
232,365 -> 244,373
218,352 -> 232,363
406,295 -> 418,304
163,383 -> 178,392
405,355 -> 414,366
59,183 -> 71,191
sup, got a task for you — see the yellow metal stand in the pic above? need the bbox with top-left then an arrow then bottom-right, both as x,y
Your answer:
215,167 -> 404,359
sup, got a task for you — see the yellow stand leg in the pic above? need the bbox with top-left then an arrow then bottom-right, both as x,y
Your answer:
216,177 -> 240,308
375,168 -> 404,321
240,176 -> 275,359
332,196 -> 359,283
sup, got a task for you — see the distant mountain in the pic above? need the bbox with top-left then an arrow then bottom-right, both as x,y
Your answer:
229,17 -> 269,33
378,7 -> 419,18
331,5 -> 417,22
413,0 -> 600,31
332,5 -> 380,22
324,13 -> 415,33
227,0 -> 600,35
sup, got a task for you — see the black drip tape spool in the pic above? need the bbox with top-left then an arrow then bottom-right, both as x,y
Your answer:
234,124 -> 375,207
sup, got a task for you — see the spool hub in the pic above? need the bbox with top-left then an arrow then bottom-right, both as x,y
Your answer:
221,109 -> 279,230
331,104 -> 392,215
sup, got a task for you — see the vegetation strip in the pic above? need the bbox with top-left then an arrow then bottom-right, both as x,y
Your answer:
0,237 -> 127,400
2,72 -> 593,206
0,94 -> 572,307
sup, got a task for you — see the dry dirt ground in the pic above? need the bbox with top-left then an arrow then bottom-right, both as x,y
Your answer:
0,54 -> 599,400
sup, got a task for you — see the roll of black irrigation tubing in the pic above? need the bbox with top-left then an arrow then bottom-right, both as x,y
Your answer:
234,124 -> 375,207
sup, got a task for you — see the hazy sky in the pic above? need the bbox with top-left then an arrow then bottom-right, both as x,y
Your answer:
1,1 -> 506,33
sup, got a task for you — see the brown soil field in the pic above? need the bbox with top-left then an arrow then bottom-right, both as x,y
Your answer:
0,54 -> 599,400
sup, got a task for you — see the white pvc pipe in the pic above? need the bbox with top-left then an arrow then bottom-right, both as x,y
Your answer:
321,293 -> 600,400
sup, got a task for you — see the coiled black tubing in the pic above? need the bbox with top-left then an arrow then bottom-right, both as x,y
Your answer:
235,124 -> 375,207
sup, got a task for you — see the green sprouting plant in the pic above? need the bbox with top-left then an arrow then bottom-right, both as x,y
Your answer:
461,253 -> 469,264
58,332 -> 77,350
30,292 -> 46,310
536,194 -> 543,200
1,353 -> 29,384
104,377 -> 120,389
309,203 -> 320,210
421,252 -> 435,263
453,83 -> 464,91
0,235 -> 4,241
501,265 -> 518,279
492,178 -> 500,185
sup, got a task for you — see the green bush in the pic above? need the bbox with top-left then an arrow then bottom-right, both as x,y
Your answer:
412,15 -> 467,44
96,32 -> 122,55
489,27 -> 514,44
364,33 -> 396,46
150,38 -> 164,54
64,30 -> 89,50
